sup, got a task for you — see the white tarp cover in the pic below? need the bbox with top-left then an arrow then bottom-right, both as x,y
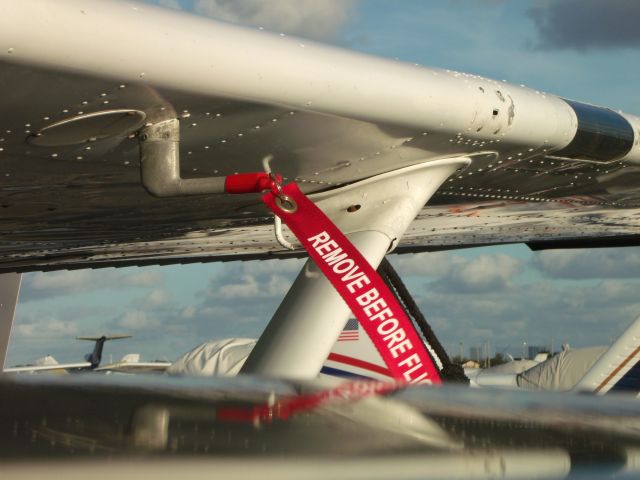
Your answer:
120,353 -> 140,363
34,355 -> 58,366
517,346 -> 607,391
167,338 -> 256,376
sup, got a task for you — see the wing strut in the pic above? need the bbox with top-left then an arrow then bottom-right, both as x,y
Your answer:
0,273 -> 21,369
241,160 -> 469,380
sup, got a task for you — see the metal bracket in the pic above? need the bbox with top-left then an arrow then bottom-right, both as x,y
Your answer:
310,159 -> 471,252
139,118 -> 226,197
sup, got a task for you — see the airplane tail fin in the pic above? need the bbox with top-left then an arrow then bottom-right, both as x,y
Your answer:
573,316 -> 640,394
321,318 -> 393,381
77,334 -> 132,369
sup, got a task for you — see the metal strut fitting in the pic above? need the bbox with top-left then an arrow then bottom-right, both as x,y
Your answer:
139,118 -> 227,197
242,159 -> 471,380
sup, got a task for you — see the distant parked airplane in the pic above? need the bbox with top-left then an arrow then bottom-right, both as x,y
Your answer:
3,335 -> 131,373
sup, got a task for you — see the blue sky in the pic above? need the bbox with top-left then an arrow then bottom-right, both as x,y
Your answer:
6,0 -> 640,366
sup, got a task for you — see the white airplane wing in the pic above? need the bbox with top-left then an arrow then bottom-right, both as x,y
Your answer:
3,362 -> 91,373
93,362 -> 172,374
0,0 -> 639,273
573,315 -> 640,394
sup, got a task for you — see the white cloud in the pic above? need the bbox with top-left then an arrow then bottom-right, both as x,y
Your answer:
236,258 -> 304,276
116,310 -> 161,330
216,273 -> 292,299
14,318 -> 78,339
180,305 -> 197,319
136,289 -> 171,309
191,0 -> 357,40
29,270 -> 96,292
533,248 -> 640,279
200,258 -> 303,300
21,268 -> 164,301
451,254 -> 522,292
390,252 -> 465,277
151,259 -> 307,342
125,270 -> 164,287
393,252 -> 522,293
14,324 -> 35,337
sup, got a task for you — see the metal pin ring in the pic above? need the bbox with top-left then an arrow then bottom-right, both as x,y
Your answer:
275,195 -> 298,213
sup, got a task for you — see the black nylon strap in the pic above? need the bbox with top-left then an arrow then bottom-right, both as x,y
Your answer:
377,258 -> 469,384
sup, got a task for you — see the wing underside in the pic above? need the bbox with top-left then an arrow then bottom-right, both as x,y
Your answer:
1,1 -> 639,272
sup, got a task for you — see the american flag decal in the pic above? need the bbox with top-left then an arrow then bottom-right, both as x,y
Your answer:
338,318 -> 359,341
